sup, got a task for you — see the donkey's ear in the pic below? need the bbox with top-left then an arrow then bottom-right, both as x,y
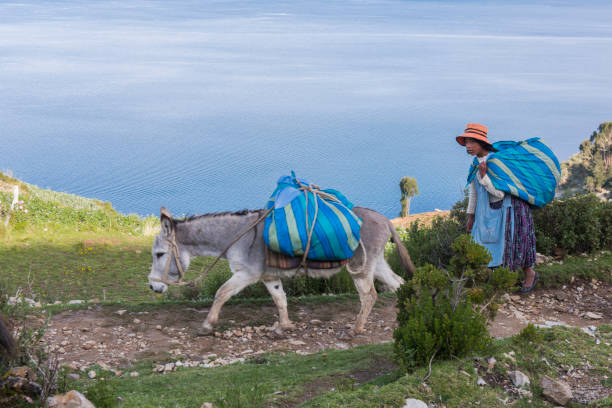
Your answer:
160,207 -> 174,237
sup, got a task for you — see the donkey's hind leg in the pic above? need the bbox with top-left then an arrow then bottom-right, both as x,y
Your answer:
201,271 -> 259,334
351,274 -> 378,334
374,254 -> 405,292
263,279 -> 294,329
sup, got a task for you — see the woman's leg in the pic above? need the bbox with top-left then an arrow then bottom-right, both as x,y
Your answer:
522,266 -> 536,288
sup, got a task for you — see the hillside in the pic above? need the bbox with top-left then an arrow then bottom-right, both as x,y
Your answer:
0,171 -> 157,238
559,122 -> 612,199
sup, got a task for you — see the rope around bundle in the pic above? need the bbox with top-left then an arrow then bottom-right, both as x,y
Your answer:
150,181 -> 363,287
149,208 -> 273,287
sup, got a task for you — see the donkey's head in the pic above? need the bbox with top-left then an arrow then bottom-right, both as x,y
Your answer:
148,207 -> 191,293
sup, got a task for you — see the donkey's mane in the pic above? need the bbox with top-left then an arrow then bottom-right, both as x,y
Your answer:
175,209 -> 263,224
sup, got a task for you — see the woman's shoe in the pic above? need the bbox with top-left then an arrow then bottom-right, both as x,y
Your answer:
519,272 -> 539,294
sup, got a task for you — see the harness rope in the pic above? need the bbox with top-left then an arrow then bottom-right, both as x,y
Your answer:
151,183 -> 358,287
295,181 -> 343,273
150,208 -> 272,287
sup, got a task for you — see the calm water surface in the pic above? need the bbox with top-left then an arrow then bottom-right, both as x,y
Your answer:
2,0 -> 612,217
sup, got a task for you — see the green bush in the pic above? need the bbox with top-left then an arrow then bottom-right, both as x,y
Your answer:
388,193 -> 468,274
533,194 -> 611,255
393,235 -> 517,372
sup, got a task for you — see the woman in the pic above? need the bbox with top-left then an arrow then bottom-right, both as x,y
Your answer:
457,123 -> 538,293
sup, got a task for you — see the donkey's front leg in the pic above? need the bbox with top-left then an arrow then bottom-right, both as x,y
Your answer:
263,279 -> 294,329
200,271 -> 258,334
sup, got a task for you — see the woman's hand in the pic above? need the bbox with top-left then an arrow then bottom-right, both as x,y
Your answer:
478,161 -> 488,178
466,214 -> 475,233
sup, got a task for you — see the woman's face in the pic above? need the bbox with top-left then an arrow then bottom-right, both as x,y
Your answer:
465,138 -> 486,157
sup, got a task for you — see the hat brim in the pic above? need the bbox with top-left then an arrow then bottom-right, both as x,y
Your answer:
456,134 -> 498,152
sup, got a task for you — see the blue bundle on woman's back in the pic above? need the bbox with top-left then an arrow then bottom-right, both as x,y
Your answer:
467,137 -> 561,208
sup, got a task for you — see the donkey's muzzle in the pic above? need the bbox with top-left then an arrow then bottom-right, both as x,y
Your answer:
149,281 -> 168,293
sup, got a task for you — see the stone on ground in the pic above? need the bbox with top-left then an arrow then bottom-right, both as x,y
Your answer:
47,390 -> 95,408
403,398 -> 428,408
540,375 -> 573,406
508,370 -> 530,387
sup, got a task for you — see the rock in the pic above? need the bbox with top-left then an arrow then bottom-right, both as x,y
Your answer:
130,371 -> 139,377
477,377 -> 487,386
68,374 -> 80,380
289,340 -> 306,346
201,403 -> 213,408
310,319 -> 322,325
585,312 -> 603,320
518,389 -> 533,398
499,293 -> 511,304
509,370 -> 530,387
164,362 -> 175,372
115,309 -> 127,316
536,253 -> 552,265
68,300 -> 85,305
541,375 -> 573,405
87,370 -> 96,379
487,357 -> 497,372
503,351 -> 516,363
402,398 -> 428,408
48,390 -> 95,408
133,318 -> 141,324
7,366 -> 34,380
82,341 -> 97,350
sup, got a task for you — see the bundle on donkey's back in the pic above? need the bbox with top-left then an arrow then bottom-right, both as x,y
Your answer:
148,174 -> 415,335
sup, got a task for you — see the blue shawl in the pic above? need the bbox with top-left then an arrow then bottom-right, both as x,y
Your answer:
467,138 -> 561,208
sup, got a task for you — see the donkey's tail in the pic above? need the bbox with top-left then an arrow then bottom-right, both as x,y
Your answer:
388,220 -> 416,278
0,312 -> 16,359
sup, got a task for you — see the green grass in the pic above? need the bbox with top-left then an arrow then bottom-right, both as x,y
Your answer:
47,324 -> 611,408
534,250 -> 612,287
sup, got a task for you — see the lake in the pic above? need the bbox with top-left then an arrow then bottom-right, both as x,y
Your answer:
2,0 -> 611,218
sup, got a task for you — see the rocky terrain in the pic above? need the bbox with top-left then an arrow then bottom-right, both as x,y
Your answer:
37,281 -> 609,387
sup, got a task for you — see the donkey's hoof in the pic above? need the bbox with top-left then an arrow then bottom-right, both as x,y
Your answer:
196,326 -> 214,337
336,330 -> 355,340
280,322 -> 296,330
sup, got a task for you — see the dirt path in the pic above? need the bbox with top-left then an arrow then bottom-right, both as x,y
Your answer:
41,281 -> 610,373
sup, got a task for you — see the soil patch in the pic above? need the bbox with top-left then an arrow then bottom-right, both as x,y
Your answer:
41,280 -> 610,402
391,210 -> 450,229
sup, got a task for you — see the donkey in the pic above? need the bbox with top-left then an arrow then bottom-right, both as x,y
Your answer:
148,206 -> 415,335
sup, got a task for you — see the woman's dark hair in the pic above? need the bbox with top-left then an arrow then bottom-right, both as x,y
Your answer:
476,139 -> 498,152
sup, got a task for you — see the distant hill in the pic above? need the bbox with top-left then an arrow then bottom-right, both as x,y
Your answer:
559,122 -> 612,200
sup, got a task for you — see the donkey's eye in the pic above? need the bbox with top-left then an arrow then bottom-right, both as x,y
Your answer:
156,252 -> 165,259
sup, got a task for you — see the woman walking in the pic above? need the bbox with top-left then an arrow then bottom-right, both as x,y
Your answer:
457,123 -> 538,293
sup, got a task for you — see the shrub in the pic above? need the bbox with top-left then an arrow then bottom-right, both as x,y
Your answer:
393,235 -> 517,372
513,323 -> 544,347
388,193 -> 468,274
533,194 -> 610,255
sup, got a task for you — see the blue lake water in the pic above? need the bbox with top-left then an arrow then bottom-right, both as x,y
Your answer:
2,0 -> 612,218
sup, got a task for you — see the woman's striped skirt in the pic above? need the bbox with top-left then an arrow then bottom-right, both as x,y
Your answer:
503,196 -> 536,270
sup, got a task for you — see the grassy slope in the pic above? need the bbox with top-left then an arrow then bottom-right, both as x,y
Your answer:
54,325 -> 611,408
2,172 -> 611,407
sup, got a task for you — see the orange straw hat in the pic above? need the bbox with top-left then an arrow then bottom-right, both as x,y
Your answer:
456,123 -> 497,151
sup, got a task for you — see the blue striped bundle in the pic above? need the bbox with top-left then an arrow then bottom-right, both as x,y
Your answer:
467,138 -> 561,208
263,173 -> 363,261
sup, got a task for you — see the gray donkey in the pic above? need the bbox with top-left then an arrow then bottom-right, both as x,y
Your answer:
148,207 -> 415,335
